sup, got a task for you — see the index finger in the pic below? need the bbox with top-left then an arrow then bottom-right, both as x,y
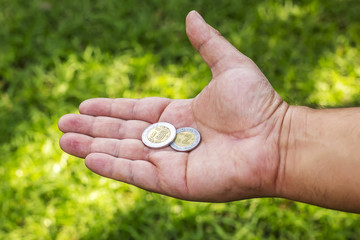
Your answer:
79,97 -> 172,123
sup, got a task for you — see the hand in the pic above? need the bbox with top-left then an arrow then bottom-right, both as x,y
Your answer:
58,11 -> 289,202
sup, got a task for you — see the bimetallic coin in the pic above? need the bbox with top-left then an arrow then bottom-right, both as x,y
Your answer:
142,122 -> 176,148
170,127 -> 201,152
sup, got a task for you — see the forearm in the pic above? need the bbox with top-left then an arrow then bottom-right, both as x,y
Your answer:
278,106 -> 360,213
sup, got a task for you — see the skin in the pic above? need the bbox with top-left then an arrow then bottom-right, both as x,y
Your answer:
279,106 -> 360,213
59,11 -> 360,213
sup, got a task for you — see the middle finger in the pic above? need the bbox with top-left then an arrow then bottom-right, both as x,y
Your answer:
58,114 -> 149,140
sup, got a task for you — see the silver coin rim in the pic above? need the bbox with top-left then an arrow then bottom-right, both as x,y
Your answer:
170,127 -> 201,152
142,122 -> 176,148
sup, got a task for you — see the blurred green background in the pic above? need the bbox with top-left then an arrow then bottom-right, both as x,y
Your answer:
1,0 -> 360,239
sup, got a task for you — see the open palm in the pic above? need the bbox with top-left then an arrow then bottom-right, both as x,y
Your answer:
59,11 -> 289,202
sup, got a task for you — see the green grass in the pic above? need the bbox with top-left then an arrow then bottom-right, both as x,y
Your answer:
1,0 -> 360,239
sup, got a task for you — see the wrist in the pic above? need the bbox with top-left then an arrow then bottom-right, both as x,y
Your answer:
276,106 -> 360,212
276,105 -> 311,199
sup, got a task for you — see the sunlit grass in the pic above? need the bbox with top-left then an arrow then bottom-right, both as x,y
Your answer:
309,45 -> 360,106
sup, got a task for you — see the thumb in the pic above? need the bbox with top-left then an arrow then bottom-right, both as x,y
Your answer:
186,10 -> 252,77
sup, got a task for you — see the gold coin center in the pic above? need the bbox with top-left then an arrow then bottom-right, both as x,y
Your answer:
147,126 -> 171,143
174,131 -> 195,147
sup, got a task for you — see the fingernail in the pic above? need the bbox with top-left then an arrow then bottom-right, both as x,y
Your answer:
193,10 -> 205,22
